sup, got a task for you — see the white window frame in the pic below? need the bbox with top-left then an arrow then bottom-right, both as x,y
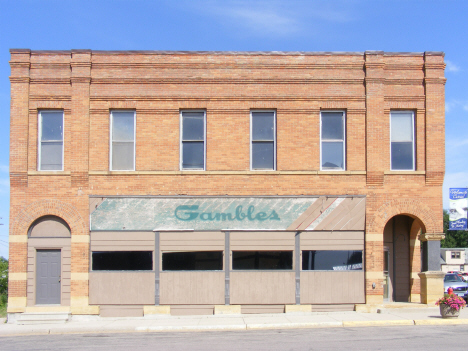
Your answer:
38,110 -> 64,171
180,110 -> 206,171
250,110 -> 277,171
109,110 -> 136,171
390,111 -> 415,171
320,110 -> 346,171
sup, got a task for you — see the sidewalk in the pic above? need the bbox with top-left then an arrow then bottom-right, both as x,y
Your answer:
1,307 -> 467,336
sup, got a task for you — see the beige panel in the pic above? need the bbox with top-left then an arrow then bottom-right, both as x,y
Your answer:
287,197 -> 323,231
230,272 -> 295,304
230,232 -> 295,250
29,217 -> 71,238
100,305 -> 144,317
301,231 -> 364,250
90,197 -> 106,214
160,231 -> 224,251
297,197 -> 337,231
160,272 -> 224,305
89,272 -> 155,305
300,271 -> 365,304
170,305 -> 215,316
91,231 -> 154,251
27,238 -> 71,307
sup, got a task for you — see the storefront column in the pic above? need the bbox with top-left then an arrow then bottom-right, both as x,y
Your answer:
154,231 -> 160,305
418,233 -> 445,304
295,231 -> 300,305
225,231 -> 230,305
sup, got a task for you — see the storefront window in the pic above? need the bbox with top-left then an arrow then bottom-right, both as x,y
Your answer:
232,251 -> 292,270
92,251 -> 153,271
302,250 -> 363,271
162,251 -> 223,271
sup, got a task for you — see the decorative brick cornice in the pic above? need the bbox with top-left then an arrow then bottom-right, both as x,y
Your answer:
89,77 -> 365,85
384,96 -> 425,102
71,77 -> 91,84
424,77 -> 447,85
385,64 -> 424,71
364,77 -> 385,84
30,78 -> 70,84
10,62 -> 31,68
424,63 -> 445,70
71,62 -> 91,68
89,95 -> 366,102
9,77 -> 30,83
30,95 -> 71,101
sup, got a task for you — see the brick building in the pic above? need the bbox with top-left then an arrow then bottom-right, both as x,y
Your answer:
8,49 -> 446,319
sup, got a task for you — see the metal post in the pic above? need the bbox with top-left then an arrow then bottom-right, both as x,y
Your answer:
295,231 -> 301,305
225,231 -> 230,305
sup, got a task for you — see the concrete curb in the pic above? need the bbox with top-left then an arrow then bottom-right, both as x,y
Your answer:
2,318 -> 468,336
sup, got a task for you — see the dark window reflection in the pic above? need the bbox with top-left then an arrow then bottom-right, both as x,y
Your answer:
163,251 -> 223,271
92,251 -> 153,271
233,251 -> 293,270
302,250 -> 363,271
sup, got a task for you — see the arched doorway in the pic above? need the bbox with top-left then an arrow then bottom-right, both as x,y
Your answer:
383,215 -> 422,302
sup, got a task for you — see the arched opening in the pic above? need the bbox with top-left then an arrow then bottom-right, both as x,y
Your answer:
28,215 -> 71,238
383,214 -> 424,302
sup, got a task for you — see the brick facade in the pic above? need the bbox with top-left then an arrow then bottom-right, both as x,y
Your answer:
9,50 -> 445,313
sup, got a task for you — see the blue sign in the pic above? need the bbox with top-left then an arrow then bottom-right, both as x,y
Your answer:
449,188 -> 468,230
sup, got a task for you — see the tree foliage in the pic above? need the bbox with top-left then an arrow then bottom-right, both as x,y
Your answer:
0,257 -> 7,296
441,210 -> 468,248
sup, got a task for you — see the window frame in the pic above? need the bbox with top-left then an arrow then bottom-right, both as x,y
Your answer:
390,110 -> 415,171
301,250 -> 364,271
250,110 -> 277,171
38,110 -> 64,171
162,250 -> 224,271
180,110 -> 206,171
109,110 -> 136,171
320,110 -> 346,171
232,250 -> 293,271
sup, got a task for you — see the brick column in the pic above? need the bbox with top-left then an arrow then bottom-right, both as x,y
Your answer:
8,49 -> 31,313
69,50 -> 96,314
424,52 -> 446,187
364,51 -> 386,187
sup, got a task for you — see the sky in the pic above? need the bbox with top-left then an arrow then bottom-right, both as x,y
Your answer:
0,0 -> 467,258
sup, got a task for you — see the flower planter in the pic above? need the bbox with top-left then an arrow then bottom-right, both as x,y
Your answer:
440,304 -> 460,318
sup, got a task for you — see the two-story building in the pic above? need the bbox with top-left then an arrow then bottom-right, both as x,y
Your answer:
441,248 -> 468,273
8,49 -> 446,319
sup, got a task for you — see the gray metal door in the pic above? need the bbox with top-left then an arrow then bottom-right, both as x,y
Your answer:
36,250 -> 61,304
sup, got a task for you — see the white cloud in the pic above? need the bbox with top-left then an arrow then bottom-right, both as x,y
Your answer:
183,0 -> 353,38
445,60 -> 460,73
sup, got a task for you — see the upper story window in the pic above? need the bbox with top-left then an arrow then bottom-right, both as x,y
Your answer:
180,111 -> 206,170
38,110 -> 64,171
452,251 -> 461,259
110,111 -> 135,171
251,111 -> 276,170
390,111 -> 415,171
321,111 -> 345,170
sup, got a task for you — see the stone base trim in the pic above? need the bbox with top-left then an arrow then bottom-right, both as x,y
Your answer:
71,235 -> 90,243
7,297 -> 27,313
366,272 -> 384,279
285,305 -> 312,313
214,305 -> 241,315
70,273 -> 89,280
9,273 -> 27,280
366,295 -> 384,304
411,294 -> 421,303
418,271 -> 445,304
144,306 -> 171,315
365,234 -> 383,242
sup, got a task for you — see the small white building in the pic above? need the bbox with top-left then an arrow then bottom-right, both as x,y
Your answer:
440,248 -> 468,272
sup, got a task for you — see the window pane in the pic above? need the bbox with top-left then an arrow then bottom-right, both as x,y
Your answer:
41,112 -> 63,141
162,251 -> 223,271
391,113 -> 413,142
391,142 -> 413,170
112,112 -> 134,141
321,112 -> 344,140
40,142 -> 63,170
182,113 -> 204,141
182,141 -> 204,169
252,113 -> 274,140
232,251 -> 293,270
252,142 -> 274,169
302,251 -> 363,271
112,142 -> 134,170
92,251 -> 153,271
322,142 -> 344,169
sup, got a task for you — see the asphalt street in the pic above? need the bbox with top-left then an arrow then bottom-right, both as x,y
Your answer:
1,325 -> 468,351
